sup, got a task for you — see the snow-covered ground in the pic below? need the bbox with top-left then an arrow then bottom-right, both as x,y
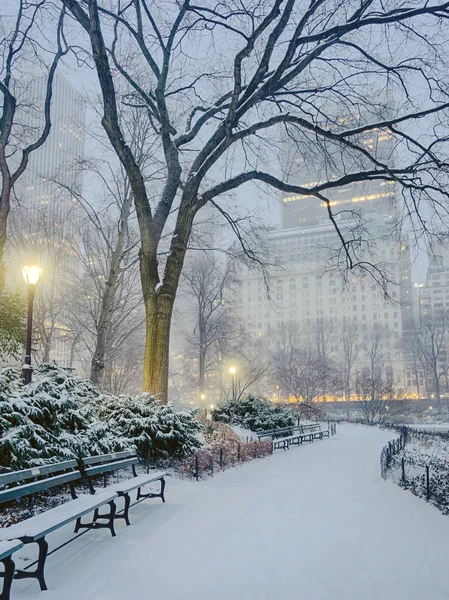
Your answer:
9,425 -> 449,600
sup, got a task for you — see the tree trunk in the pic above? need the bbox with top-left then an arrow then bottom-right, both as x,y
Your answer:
142,292 -> 174,402
0,187 -> 11,296
90,278 -> 118,386
198,319 -> 206,401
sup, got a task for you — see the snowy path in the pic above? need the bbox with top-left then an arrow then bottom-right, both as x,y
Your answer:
11,425 -> 449,600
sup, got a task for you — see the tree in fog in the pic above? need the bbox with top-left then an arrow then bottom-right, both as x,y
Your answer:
275,345 -> 325,404
355,369 -> 397,425
67,159 -> 144,387
355,323 -> 399,424
0,2 -> 68,293
61,0 -> 449,400
409,312 -> 449,411
181,252 -> 240,402
339,321 -> 361,402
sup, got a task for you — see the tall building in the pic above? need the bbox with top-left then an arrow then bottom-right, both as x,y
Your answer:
231,114 -> 414,398
9,75 -> 86,370
231,216 -> 411,395
400,241 -> 449,399
418,242 -> 449,323
279,121 -> 397,230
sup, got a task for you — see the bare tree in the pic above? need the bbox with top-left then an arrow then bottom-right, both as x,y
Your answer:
355,369 -> 399,425
61,0 -> 449,401
181,252 -> 240,403
65,161 -> 144,386
0,2 -> 68,292
222,345 -> 269,410
410,313 -> 449,412
339,321 -> 361,402
308,319 -> 336,401
275,345 -> 325,404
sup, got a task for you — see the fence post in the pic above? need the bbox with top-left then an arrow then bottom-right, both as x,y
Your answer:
210,454 -> 214,476
195,455 -> 199,482
426,465 -> 430,501
401,457 -> 405,485
237,443 -> 241,462
253,442 -> 257,459
219,448 -> 224,469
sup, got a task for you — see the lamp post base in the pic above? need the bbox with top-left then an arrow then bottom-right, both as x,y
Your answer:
22,364 -> 33,386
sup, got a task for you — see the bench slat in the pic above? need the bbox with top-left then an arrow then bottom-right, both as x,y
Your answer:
0,471 -> 81,504
82,451 -> 136,467
0,491 -> 117,542
0,460 -> 79,488
0,539 -> 23,560
84,458 -> 138,478
105,472 -> 168,495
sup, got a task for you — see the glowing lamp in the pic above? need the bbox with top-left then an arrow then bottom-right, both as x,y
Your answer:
22,265 -> 42,286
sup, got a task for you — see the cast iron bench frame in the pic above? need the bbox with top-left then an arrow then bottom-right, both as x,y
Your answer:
0,461 -> 117,592
81,451 -> 168,527
0,540 -> 23,600
272,425 -> 330,450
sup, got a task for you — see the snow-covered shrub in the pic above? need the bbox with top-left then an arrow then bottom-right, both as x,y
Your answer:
0,364 -> 203,471
96,393 -> 202,460
0,364 -> 128,470
211,396 -> 295,431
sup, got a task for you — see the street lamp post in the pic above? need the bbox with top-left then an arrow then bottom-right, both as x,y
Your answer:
200,393 -> 206,417
229,366 -> 236,402
22,265 -> 42,385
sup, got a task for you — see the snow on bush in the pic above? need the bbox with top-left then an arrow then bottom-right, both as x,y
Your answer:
96,393 -> 202,460
0,364 -> 128,470
211,395 -> 295,431
0,364 -> 202,471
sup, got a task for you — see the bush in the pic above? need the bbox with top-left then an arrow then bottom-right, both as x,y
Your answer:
96,393 -> 202,460
211,395 -> 295,431
0,364 -> 128,470
0,364 -> 202,470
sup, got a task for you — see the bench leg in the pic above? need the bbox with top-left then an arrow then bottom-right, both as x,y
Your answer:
0,556 -> 15,600
74,501 -> 117,537
113,493 -> 131,526
137,478 -> 166,503
14,538 -> 48,592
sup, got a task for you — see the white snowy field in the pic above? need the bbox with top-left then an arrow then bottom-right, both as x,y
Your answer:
9,425 -> 449,600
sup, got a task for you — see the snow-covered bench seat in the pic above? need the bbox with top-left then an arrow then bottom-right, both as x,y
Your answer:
82,452 -> 168,526
0,461 -> 118,592
0,539 -> 23,600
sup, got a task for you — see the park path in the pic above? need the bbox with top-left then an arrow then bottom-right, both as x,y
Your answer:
12,425 -> 449,600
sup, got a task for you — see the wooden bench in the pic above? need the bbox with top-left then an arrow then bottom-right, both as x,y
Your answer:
0,540 -> 23,600
256,427 -> 297,441
272,425 -> 329,450
81,451 -> 168,527
0,460 -> 118,591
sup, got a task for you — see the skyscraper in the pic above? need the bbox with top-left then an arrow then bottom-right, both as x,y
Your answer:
9,75 -> 86,369
279,120 -> 397,230
230,115 -> 414,398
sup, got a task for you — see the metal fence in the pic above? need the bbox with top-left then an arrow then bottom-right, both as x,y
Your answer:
170,439 -> 273,481
170,420 -> 337,481
381,427 -> 449,514
380,426 -> 408,479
